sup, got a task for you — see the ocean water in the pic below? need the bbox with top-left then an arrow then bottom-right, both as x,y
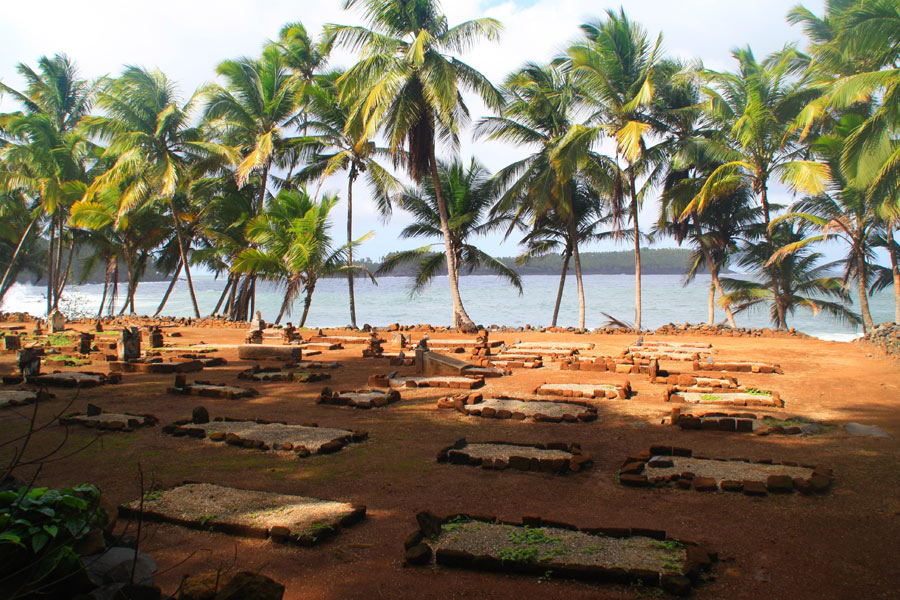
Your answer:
3,273 -> 893,341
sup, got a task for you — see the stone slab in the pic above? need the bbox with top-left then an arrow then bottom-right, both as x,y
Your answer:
237,345 -> 303,361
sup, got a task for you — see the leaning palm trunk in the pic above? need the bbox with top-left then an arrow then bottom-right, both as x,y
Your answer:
551,249 -> 572,327
154,261 -> 183,317
168,198 -> 201,318
52,240 -> 76,311
698,243 -> 737,328
46,220 -> 55,316
856,245 -> 874,332
299,283 -> 316,327
0,214 -> 39,305
211,274 -> 235,317
347,167 -> 358,328
708,282 -> 716,324
429,149 -> 476,332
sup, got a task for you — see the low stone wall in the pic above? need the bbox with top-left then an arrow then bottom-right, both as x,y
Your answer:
318,388 -> 401,409
618,446 -> 834,496
403,511 -> 716,596
860,322 -> 900,359
436,438 -> 592,473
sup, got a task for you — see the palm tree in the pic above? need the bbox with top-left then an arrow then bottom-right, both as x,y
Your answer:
375,158 -> 522,299
515,182 -> 606,327
233,187 -> 372,326
0,191 -> 44,304
685,46 -> 830,329
476,62 -> 606,329
770,113 -> 883,332
722,221 -> 860,329
82,67 -> 234,318
328,0 -> 503,331
0,54 -> 97,313
561,9 -> 665,330
297,70 -> 400,328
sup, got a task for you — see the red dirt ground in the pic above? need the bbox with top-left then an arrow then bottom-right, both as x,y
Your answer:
2,322 -> 899,599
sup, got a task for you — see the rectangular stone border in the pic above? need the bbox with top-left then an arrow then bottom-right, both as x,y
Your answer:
664,387 -> 783,408
118,481 -> 366,547
0,389 -> 53,408
368,373 -> 485,390
237,366 -> 331,383
670,409 -> 816,436
161,416 -> 369,457
534,381 -> 632,400
237,345 -> 303,361
618,446 -> 834,496
59,411 -> 159,432
473,357 -> 542,369
403,511 -> 715,596
24,371 -> 116,388
318,388 -> 401,409
692,360 -> 783,374
109,359 -> 204,374
167,379 -> 259,400
436,393 -> 599,424
436,438 -> 592,474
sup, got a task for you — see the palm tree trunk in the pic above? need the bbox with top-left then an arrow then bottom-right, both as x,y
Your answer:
856,245 -> 874,332
630,181 -> 642,330
551,249 -> 572,328
154,261 -> 183,317
0,214 -> 39,305
888,220 -> 900,324
564,204 -> 586,330
211,274 -> 235,316
52,239 -> 76,311
347,166 -> 358,328
52,212 -> 65,308
97,261 -> 110,319
760,185 -> 786,329
119,253 -> 136,315
168,198 -> 201,318
698,242 -> 737,328
249,277 -> 256,322
429,147 -> 475,332
299,284 -> 315,327
108,264 -> 119,317
46,218 -> 55,316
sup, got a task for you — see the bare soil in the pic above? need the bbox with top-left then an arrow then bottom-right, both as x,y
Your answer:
2,322 -> 899,599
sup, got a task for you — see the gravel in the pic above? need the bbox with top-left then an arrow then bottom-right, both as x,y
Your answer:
126,483 -> 354,531
463,443 -> 572,461
431,521 -> 685,572
195,421 -> 352,451
646,456 -> 814,483
470,398 -> 591,418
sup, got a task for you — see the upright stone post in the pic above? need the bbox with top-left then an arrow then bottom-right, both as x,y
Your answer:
49,310 -> 66,333
118,327 -> 142,361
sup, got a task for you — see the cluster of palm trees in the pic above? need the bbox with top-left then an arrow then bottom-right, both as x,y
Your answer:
1,0 -> 898,332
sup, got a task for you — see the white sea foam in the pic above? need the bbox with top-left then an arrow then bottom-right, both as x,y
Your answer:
813,332 -> 864,343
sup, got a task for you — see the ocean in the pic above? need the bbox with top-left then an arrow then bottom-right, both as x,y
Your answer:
3,273 -> 893,342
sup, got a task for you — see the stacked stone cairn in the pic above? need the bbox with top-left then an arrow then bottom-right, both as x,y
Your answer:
245,311 -> 265,344
362,332 -> 384,358
469,329 -> 491,365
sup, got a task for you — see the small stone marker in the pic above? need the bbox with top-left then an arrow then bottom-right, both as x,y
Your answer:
390,332 -> 407,349
49,310 -> 66,333
3,335 -> 21,351
148,327 -> 163,349
117,327 -> 142,361
33,321 -> 42,335
250,311 -> 265,332
17,348 -> 42,377
78,332 -> 94,354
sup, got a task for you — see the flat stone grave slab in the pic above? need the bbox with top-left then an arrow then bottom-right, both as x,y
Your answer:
415,338 -> 502,350
619,446 -> 833,495
655,374 -> 739,389
404,513 -> 713,594
464,366 -> 507,378
666,389 -> 783,408
506,347 -> 575,359
670,409 -> 830,435
27,372 -> 110,388
168,381 -> 258,400
60,411 -> 158,432
512,341 -> 595,351
237,366 -> 330,383
641,341 -> 712,350
237,345 -> 303,361
628,349 -> 703,361
481,357 -> 541,369
437,438 -> 592,473
693,360 -> 783,374
120,483 -> 365,546
108,359 -> 204,374
318,388 -> 400,409
446,396 -> 598,423
0,389 -> 49,408
369,374 -> 484,390
164,417 -> 367,456
308,335 -> 370,345
299,342 -> 343,351
536,382 -> 631,400
380,353 -> 415,366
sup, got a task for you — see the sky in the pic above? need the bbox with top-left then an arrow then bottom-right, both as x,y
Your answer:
1,0 -> 829,262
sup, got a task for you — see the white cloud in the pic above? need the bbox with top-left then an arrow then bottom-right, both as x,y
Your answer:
1,0 -> 826,259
